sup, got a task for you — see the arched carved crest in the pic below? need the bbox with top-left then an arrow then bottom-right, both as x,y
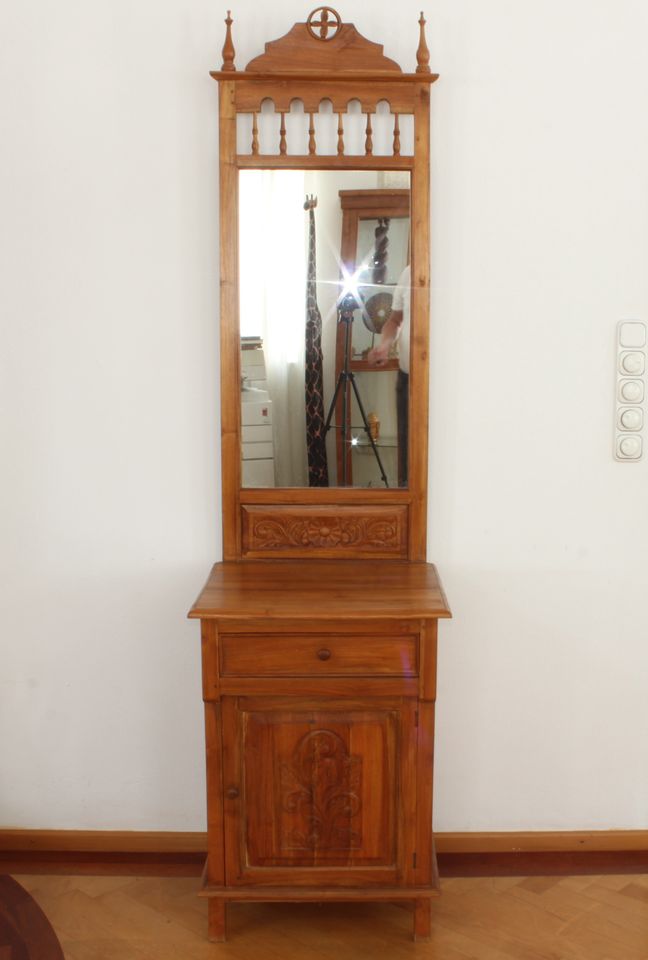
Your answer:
245,14 -> 402,74
214,8 -> 437,82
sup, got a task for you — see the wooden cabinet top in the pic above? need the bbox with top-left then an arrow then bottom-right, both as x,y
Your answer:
188,560 -> 451,621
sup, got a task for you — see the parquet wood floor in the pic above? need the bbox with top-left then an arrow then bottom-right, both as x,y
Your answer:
11,873 -> 648,960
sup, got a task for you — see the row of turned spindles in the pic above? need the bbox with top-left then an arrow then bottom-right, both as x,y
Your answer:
250,112 -> 401,157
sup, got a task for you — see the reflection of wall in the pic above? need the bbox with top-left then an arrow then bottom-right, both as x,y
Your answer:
239,170 -> 308,487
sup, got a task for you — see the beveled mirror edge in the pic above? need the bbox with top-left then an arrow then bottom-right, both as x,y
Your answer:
215,12 -> 434,562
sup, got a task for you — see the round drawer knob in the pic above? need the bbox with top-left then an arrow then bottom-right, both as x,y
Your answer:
226,786 -> 239,800
317,648 -> 332,661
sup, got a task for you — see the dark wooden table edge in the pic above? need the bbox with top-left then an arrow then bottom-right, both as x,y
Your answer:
0,875 -> 64,959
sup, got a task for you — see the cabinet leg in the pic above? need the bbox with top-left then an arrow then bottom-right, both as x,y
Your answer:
208,897 -> 226,942
413,898 -> 431,941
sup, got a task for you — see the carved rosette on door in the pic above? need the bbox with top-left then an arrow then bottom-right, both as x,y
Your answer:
281,730 -> 363,851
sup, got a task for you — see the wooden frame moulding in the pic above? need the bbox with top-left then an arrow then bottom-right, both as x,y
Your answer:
213,10 -> 438,561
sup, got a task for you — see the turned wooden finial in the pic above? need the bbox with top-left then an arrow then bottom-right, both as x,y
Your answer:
221,10 -> 236,71
416,11 -> 431,74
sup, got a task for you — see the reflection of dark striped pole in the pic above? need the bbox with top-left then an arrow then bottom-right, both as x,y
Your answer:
304,195 -> 329,487
372,218 -> 390,285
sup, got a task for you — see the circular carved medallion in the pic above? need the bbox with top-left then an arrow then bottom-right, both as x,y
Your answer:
306,7 -> 342,41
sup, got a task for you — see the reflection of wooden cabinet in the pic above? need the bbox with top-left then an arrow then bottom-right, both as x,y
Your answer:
190,560 -> 451,942
336,189 -> 410,486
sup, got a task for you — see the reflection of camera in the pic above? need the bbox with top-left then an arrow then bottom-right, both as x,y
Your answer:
338,291 -> 361,317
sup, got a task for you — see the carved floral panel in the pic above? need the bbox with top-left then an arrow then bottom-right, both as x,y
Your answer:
241,505 -> 408,557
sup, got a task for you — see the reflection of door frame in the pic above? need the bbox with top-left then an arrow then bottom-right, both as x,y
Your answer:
336,189 -> 410,486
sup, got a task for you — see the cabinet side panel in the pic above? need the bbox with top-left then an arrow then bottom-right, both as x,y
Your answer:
419,618 -> 437,701
204,701 -> 225,885
413,700 -> 436,887
221,697 -> 244,883
201,620 -> 220,702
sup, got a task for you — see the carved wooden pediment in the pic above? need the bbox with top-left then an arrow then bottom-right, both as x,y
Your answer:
216,7 -> 435,81
245,17 -> 401,75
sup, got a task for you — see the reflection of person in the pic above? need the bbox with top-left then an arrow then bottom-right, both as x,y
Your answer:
367,264 -> 410,486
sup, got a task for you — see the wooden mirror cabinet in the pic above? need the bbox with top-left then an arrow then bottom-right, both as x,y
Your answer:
189,7 -> 451,942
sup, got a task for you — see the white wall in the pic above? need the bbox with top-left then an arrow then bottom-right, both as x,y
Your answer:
1,0 -> 647,832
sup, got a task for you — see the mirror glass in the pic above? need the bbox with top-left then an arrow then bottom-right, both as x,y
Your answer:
239,170 -> 410,488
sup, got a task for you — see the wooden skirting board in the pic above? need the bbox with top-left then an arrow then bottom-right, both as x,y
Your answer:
438,831 -> 648,853
1,829 -> 647,855
0,830 -> 207,854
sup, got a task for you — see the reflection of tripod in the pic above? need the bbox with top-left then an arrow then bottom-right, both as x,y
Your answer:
324,296 -> 389,487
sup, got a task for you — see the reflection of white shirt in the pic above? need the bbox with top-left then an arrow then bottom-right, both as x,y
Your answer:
392,265 -> 410,375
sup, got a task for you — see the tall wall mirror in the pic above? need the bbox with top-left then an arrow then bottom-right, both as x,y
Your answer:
216,8 -> 436,560
240,170 -> 410,489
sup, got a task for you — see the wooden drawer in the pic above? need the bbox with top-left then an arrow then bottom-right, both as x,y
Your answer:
219,633 -> 418,677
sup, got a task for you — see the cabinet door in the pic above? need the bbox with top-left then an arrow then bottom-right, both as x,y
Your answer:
221,696 -> 418,887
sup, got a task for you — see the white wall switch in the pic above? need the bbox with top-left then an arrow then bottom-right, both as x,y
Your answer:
618,379 -> 644,404
617,435 -> 643,459
619,321 -> 647,348
619,351 -> 645,375
615,320 -> 647,461
618,407 -> 644,431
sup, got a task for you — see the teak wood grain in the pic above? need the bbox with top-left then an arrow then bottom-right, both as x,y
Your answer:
189,560 -> 451,621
